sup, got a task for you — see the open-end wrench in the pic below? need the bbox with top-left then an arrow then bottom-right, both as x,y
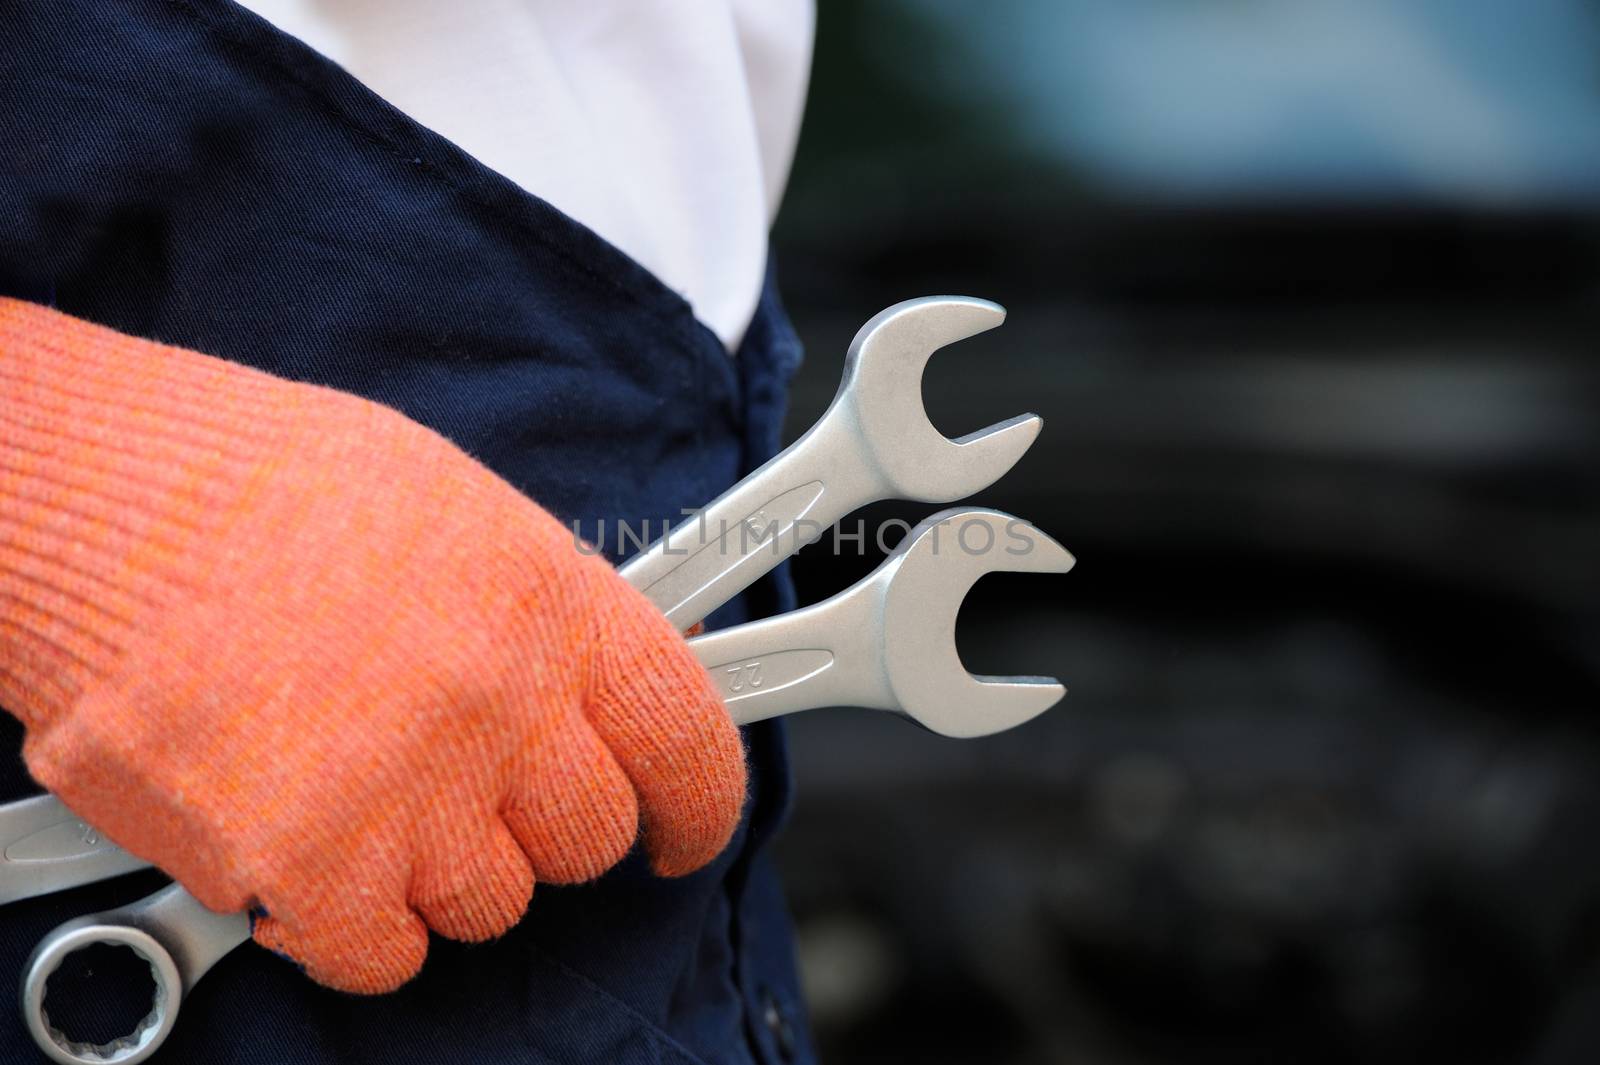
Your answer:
694,508 -> 1074,736
16,508 -> 1073,1065
621,295 -> 1041,629
0,294 -> 1042,909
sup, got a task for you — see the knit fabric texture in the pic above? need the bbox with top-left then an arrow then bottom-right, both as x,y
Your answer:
0,297 -> 745,993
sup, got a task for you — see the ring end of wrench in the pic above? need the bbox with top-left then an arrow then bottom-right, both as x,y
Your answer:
22,919 -> 180,1065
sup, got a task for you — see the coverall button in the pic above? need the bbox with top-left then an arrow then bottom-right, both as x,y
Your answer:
761,989 -> 797,1061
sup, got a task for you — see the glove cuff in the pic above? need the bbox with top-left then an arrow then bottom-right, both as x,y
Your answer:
0,298 -> 299,725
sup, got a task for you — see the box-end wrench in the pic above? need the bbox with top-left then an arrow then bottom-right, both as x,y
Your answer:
18,507 -> 1073,1065
0,293 -> 1044,909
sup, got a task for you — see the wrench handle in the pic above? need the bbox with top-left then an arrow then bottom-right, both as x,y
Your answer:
0,794 -> 152,906
688,582 -> 888,725
620,413 -> 876,629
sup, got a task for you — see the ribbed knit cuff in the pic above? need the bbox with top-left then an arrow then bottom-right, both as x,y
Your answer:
0,298 -> 295,725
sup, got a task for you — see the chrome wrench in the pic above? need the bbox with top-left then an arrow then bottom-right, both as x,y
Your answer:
619,295 -> 1040,629
695,507 -> 1074,736
18,508 -> 1073,1065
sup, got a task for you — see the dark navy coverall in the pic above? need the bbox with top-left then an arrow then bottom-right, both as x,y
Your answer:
0,3 -> 815,1062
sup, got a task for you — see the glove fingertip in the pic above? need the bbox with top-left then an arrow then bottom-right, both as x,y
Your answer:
251,907 -> 429,994
643,732 -> 748,878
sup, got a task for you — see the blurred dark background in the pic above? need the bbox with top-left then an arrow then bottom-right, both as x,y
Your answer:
767,3 -> 1600,1063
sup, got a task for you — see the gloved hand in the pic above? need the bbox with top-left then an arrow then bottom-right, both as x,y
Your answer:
0,298 -> 745,993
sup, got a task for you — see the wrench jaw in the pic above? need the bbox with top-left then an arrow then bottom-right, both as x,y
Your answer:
839,296 -> 1044,504
877,509 -> 1075,739
947,410 -> 1044,487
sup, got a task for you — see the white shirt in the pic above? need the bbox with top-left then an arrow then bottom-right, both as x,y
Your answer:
234,0 -> 814,350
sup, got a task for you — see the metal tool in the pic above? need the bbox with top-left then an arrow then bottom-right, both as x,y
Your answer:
620,295 -> 1040,629
15,507 -> 1072,1065
0,796 -> 150,909
22,885 -> 243,1065
696,508 -> 1074,737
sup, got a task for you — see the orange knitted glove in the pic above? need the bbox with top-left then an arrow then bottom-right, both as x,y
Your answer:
0,298 -> 745,993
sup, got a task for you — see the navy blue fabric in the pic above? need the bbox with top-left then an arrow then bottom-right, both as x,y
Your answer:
0,2 -> 813,1062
